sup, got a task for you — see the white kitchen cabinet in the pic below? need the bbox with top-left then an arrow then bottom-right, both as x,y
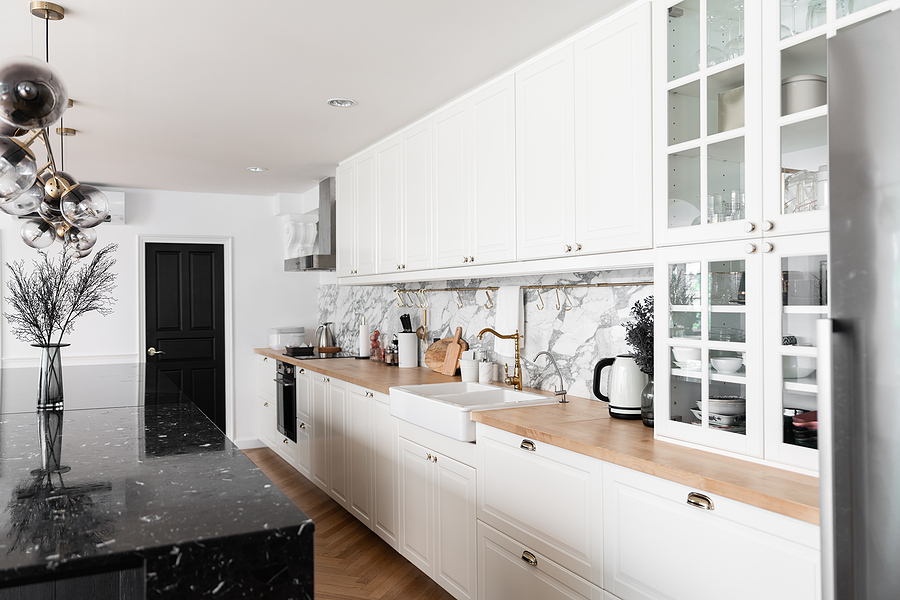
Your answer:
516,44 -> 576,261
399,430 -> 477,600
335,151 -> 376,277
255,354 -> 276,401
433,101 -> 469,269
602,462 -> 820,600
402,120 -> 434,272
574,4 -> 652,254
433,75 -> 517,269
294,366 -> 312,478
336,160 -> 356,278
348,383 -> 374,528
373,392 -> 400,549
475,424 -> 603,588
376,134 -> 403,275
256,393 -> 278,449
310,372 -> 349,508
478,521 -> 606,600
655,241 -> 764,459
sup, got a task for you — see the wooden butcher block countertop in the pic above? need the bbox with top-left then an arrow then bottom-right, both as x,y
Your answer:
254,348 -> 819,524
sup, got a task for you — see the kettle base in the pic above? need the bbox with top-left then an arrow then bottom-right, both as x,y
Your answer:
609,405 -> 642,420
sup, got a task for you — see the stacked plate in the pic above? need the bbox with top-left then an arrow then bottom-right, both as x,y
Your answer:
790,410 -> 817,448
691,397 -> 747,433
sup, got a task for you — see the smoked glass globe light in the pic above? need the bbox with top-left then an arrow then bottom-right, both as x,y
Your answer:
61,184 -> 109,228
63,226 -> 97,253
20,218 -> 55,249
0,56 -> 68,130
0,181 -> 43,215
0,137 -> 37,198
0,120 -> 29,138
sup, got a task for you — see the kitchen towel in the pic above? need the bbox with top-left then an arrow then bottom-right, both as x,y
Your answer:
494,286 -> 524,358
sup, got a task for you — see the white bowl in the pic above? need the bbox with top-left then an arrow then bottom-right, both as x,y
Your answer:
672,347 -> 701,363
710,357 -> 743,373
703,398 -> 747,416
783,356 -> 816,379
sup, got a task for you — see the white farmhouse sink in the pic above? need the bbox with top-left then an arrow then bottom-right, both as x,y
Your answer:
389,382 -> 557,442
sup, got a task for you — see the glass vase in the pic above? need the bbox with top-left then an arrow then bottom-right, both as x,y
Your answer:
641,375 -> 654,428
33,343 -> 68,410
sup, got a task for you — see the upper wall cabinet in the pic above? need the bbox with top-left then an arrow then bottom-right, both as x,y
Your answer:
336,151 -> 377,277
518,4 -> 653,262
433,75 -> 517,269
575,3 -> 652,254
402,121 -> 434,272
376,135 -> 404,274
516,45 -> 576,261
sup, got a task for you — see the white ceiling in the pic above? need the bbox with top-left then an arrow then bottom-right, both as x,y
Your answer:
1,0 -> 632,196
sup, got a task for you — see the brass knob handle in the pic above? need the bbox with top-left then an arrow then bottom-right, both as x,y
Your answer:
686,491 -> 715,510
743,222 -> 756,233
575,243 -> 582,251
147,347 -> 165,356
762,220 -> 774,232
521,551 -> 538,566
263,357 -> 268,361
299,422 -> 306,429
397,264 -> 401,270
432,455 -> 437,463
283,438 -> 288,444
402,264 -> 406,269
520,439 -> 536,452
763,242 -> 774,253
564,244 -> 572,253
299,369 -> 304,374
264,402 -> 269,407
469,256 -> 474,262
744,243 -> 757,254
325,377 -> 330,383
426,453 -> 432,461
463,257 -> 469,263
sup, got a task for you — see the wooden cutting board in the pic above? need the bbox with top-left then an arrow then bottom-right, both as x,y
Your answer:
424,334 -> 469,373
441,327 -> 463,376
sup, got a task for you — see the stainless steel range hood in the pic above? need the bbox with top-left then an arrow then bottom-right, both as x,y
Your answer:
284,177 -> 335,272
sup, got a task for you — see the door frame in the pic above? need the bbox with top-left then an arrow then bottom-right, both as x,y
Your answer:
138,235 -> 235,441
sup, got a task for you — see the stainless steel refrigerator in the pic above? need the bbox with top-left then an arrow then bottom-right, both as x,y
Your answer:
822,8 -> 900,600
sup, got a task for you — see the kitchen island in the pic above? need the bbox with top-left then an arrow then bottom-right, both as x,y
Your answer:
0,363 -> 313,599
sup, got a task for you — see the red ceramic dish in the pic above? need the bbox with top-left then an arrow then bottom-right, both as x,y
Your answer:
793,411 -> 818,430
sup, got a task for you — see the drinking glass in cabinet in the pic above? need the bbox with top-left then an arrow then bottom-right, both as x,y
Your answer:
780,0 -> 843,38
669,263 -> 701,338
782,254 -> 827,307
667,1 -> 700,81
781,117 -> 828,214
842,0 -> 890,18
708,259 -> 746,342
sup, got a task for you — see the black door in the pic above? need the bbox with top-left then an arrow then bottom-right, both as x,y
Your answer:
145,243 -> 226,431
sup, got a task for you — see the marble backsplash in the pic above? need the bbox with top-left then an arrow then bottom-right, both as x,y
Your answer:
317,269 -> 653,400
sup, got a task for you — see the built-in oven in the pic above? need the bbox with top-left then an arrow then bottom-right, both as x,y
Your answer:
275,361 -> 297,442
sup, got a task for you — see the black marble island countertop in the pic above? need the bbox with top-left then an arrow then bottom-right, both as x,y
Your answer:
0,363 -> 313,599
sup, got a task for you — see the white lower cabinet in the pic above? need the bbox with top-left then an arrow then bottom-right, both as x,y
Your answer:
294,367 -> 312,478
310,373 -> 349,508
602,462 -> 820,600
478,521 -> 607,600
373,393 -> 399,549
476,424 -> 603,588
256,393 -> 278,448
348,384 -> 374,528
399,427 -> 477,600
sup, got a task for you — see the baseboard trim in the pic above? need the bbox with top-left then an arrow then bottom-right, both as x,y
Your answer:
233,437 -> 265,450
1,354 -> 142,368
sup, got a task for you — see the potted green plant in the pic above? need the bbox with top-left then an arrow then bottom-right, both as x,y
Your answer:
623,296 -> 654,427
3,244 -> 118,409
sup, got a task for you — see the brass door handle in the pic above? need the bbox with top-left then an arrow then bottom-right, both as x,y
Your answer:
521,551 -> 538,566
520,439 -> 536,452
147,347 -> 165,356
687,491 -> 715,510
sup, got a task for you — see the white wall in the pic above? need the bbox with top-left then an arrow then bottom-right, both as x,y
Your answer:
0,187 -> 321,446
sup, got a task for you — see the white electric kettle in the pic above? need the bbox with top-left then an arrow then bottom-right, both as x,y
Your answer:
593,354 -> 648,420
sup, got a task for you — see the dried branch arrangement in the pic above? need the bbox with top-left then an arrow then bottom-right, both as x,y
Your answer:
3,244 -> 118,346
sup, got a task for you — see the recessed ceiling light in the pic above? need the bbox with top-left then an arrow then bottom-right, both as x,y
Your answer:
327,98 -> 357,108
246,166 -> 268,172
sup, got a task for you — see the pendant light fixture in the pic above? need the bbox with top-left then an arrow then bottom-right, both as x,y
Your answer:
0,2 -> 109,258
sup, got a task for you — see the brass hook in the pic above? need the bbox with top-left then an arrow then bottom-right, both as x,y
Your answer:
536,285 -> 545,311
555,287 -> 562,311
411,290 -> 423,309
483,289 -> 494,310
395,290 -> 405,307
562,285 -> 573,312
456,290 -> 464,308
401,290 -> 415,308
418,289 -> 429,309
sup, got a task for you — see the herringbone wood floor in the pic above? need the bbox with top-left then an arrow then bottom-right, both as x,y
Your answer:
243,447 -> 454,600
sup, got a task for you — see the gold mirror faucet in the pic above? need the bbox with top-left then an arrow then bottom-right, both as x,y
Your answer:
476,328 -> 522,390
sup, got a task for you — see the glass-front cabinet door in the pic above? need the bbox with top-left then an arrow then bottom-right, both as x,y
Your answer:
654,0 -> 762,247
656,242 -> 763,458
761,0 -> 898,237
763,233 -> 829,471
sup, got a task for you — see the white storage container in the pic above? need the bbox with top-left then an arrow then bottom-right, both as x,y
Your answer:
268,327 -> 306,350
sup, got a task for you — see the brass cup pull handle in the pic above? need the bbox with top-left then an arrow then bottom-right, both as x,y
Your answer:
299,422 -> 307,429
520,439 -> 536,452
687,491 -> 715,511
147,347 -> 165,356
521,551 -> 538,566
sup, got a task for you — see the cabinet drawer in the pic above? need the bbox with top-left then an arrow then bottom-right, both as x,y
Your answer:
603,462 -> 820,600
255,355 -> 276,400
478,521 -> 604,600
257,394 -> 277,446
476,424 -> 602,587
